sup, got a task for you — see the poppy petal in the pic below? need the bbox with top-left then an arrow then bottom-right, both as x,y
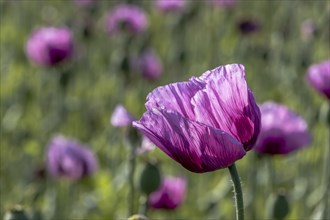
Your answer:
192,64 -> 260,150
133,108 -> 246,173
145,79 -> 204,120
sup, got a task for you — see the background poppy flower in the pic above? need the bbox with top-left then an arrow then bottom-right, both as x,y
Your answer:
47,135 -> 98,180
149,176 -> 187,210
254,102 -> 311,155
306,60 -> 330,99
26,27 -> 73,67
106,4 -> 148,36
110,105 -> 135,127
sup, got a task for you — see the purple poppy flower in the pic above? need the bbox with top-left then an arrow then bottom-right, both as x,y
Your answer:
133,64 -> 261,173
26,27 -> 73,67
47,136 -> 98,180
306,60 -> 330,99
111,105 -> 135,127
134,50 -> 163,81
106,4 -> 148,36
137,136 -> 156,154
207,0 -> 237,7
155,0 -> 186,12
254,102 -> 311,155
149,176 -> 187,210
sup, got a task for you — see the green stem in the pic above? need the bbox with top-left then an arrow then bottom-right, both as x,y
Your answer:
127,136 -> 136,216
228,163 -> 244,220
250,154 -> 258,220
266,156 -> 275,193
323,102 -> 330,219
138,194 -> 149,216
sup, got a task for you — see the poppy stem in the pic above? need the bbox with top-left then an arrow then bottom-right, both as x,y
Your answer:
323,103 -> 330,219
139,194 -> 149,216
266,156 -> 275,192
124,130 -> 136,216
228,163 -> 244,220
128,143 -> 136,216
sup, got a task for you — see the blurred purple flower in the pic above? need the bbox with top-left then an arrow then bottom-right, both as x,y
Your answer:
133,64 -> 261,173
149,176 -> 187,210
137,136 -> 156,154
106,4 -> 148,36
73,0 -> 95,7
306,60 -> 330,99
207,0 -> 237,7
111,105 -> 135,127
26,27 -> 73,67
133,50 -> 163,81
155,0 -> 186,12
254,102 -> 311,155
47,135 -> 98,180
238,19 -> 261,35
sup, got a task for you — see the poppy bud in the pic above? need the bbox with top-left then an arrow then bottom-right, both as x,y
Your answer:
267,192 -> 290,220
139,162 -> 161,195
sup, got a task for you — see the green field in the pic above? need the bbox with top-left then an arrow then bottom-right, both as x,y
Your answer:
1,0 -> 329,219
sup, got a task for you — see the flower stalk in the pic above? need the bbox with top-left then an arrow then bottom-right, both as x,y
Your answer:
323,102 -> 330,219
127,139 -> 137,216
228,163 -> 244,220
139,195 -> 149,216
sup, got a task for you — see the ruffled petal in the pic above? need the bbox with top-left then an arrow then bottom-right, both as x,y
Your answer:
133,108 -> 246,173
145,79 -> 204,120
192,64 -> 261,150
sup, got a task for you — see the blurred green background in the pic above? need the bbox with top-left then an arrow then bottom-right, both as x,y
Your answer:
1,0 -> 329,219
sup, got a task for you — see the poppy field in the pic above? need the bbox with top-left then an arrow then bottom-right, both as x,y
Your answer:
0,1 -> 329,220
